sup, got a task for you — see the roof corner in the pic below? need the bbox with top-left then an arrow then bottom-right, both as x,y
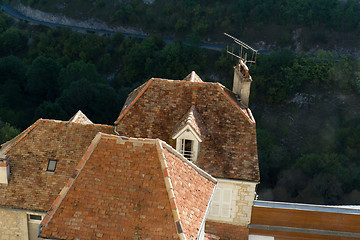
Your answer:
216,83 -> 256,125
0,119 -> 43,155
114,79 -> 154,125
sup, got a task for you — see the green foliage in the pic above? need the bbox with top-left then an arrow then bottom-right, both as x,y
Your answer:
57,60 -> 105,91
34,101 -> 68,121
0,27 -> 27,55
0,119 -> 20,144
26,56 -> 61,101
0,55 -> 27,87
56,79 -> 119,123
253,50 -> 295,103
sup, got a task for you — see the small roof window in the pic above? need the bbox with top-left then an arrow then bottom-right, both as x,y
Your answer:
28,214 -> 42,221
46,159 -> 57,172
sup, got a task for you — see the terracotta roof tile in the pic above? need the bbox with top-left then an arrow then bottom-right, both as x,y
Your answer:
161,144 -> 216,239
115,75 -> 260,181
39,134 -> 216,239
0,119 -> 114,211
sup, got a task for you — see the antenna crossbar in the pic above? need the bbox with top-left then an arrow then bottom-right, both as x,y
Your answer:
224,32 -> 258,66
224,33 -> 258,53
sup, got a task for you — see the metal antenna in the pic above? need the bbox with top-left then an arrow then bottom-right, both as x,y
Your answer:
224,33 -> 258,67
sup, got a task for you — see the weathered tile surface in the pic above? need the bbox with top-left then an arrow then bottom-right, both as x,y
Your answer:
115,76 -> 260,181
39,134 -> 216,239
0,119 -> 114,212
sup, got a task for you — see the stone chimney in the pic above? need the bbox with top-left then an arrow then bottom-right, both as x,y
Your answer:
0,154 -> 10,185
233,59 -> 252,107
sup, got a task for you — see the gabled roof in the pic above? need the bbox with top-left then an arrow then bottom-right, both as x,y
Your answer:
0,119 -> 114,212
68,110 -> 93,124
114,73 -> 259,181
39,133 -> 216,239
171,105 -> 207,141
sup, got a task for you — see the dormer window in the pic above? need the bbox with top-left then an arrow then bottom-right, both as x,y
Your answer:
46,159 -> 57,172
174,128 -> 201,163
171,106 -> 207,163
179,139 -> 195,161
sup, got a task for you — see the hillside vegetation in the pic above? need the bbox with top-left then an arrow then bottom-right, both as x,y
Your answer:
0,1 -> 360,204
6,0 -> 360,52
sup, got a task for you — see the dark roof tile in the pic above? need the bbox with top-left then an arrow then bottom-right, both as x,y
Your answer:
0,119 -> 114,211
115,75 -> 259,181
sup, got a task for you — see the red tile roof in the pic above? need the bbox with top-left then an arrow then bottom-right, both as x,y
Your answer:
115,75 -> 259,181
0,119 -> 114,211
39,133 -> 216,239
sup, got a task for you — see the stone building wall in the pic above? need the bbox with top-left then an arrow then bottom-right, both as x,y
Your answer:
0,208 -> 44,240
0,208 -> 28,240
207,179 -> 257,226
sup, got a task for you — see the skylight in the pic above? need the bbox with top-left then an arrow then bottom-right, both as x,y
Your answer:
46,159 -> 57,172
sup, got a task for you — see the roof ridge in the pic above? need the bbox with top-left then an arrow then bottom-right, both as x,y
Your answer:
216,83 -> 256,125
159,140 -> 217,183
114,78 -> 225,126
152,78 -> 217,85
40,132 -> 103,229
40,118 -> 113,128
171,106 -> 208,141
155,141 -> 186,240
1,119 -> 43,155
114,79 -> 154,125
86,134 -> 215,183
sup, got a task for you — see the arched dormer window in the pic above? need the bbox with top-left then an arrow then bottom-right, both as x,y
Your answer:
171,106 -> 207,163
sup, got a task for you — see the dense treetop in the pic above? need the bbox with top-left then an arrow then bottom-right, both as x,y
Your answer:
8,0 -> 360,50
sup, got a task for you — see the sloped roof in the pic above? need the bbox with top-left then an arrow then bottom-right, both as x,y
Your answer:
68,110 -> 93,124
0,119 -> 114,212
171,105 -> 207,140
39,133 -> 216,239
114,74 -> 259,181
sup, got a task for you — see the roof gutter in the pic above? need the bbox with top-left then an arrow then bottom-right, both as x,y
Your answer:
114,125 -> 120,135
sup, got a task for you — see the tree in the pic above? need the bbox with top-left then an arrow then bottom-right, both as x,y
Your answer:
57,60 -> 105,91
0,27 -> 27,55
26,56 -> 61,102
0,55 -> 27,87
56,79 -> 119,124
0,119 -> 20,144
34,101 -> 68,121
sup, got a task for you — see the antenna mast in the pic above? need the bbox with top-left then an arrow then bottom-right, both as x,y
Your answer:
224,33 -> 258,67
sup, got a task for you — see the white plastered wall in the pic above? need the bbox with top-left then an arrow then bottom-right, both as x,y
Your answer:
207,179 -> 257,226
0,208 -> 44,240
0,165 -> 10,185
